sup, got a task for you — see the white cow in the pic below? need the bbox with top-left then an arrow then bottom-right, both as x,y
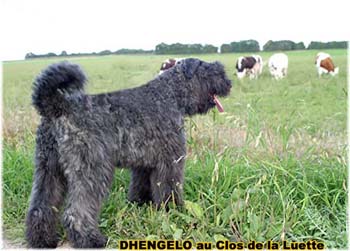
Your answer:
268,53 -> 288,79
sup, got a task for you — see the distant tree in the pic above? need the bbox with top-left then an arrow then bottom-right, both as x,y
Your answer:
202,44 -> 218,53
219,40 -> 259,53
155,43 -> 218,54
263,40 -> 305,51
47,52 -> 57,57
262,40 -> 274,51
307,41 -> 347,49
98,50 -> 112,56
220,44 -> 232,53
114,48 -> 154,54
155,43 -> 168,54
293,42 -> 306,50
190,43 -> 200,54
60,50 -> 68,56
25,52 -> 37,59
230,40 -> 260,52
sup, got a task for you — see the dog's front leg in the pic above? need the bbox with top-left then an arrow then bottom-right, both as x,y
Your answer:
128,168 -> 153,205
150,160 -> 184,208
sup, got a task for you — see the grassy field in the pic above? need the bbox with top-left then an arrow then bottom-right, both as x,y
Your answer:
2,49 -> 347,248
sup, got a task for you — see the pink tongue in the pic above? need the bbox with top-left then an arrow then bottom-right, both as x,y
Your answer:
213,95 -> 224,112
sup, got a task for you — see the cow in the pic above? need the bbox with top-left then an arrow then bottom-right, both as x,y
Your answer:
252,54 -> 263,75
268,53 -> 288,79
315,52 -> 339,77
235,55 -> 263,79
159,58 -> 184,74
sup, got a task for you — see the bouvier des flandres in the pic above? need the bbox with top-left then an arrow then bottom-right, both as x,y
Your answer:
25,58 -> 232,248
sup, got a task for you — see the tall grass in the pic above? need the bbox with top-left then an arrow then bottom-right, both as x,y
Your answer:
2,50 -> 347,248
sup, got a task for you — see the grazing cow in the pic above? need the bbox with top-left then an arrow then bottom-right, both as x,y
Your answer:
315,52 -> 339,77
159,58 -> 184,74
252,54 -> 263,75
235,55 -> 263,79
268,53 -> 288,79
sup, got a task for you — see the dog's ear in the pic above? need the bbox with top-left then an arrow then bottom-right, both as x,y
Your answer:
182,58 -> 201,79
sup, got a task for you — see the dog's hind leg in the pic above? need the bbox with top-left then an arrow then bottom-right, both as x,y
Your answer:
61,148 -> 115,248
128,168 -> 153,205
26,130 -> 66,248
150,160 -> 185,208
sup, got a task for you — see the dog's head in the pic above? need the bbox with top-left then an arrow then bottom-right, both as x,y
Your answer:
171,58 -> 232,115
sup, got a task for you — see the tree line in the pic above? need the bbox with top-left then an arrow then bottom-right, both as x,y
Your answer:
25,40 -> 347,59
25,48 -> 154,59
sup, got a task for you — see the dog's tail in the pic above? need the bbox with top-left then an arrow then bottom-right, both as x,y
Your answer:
32,61 -> 87,117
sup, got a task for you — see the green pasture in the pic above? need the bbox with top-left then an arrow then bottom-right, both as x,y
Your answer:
2,49 -> 347,248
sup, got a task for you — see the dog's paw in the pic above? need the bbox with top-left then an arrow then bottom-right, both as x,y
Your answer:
71,233 -> 107,248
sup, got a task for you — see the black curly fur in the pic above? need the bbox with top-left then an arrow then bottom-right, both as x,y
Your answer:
26,58 -> 232,248
32,61 -> 87,117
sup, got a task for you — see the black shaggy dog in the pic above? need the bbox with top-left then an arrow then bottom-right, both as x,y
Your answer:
26,58 -> 232,248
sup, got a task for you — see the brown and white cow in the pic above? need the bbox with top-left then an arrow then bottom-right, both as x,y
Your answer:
159,58 -> 184,74
315,52 -> 339,77
235,55 -> 263,79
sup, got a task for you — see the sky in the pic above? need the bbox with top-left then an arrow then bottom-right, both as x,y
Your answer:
1,0 -> 348,61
